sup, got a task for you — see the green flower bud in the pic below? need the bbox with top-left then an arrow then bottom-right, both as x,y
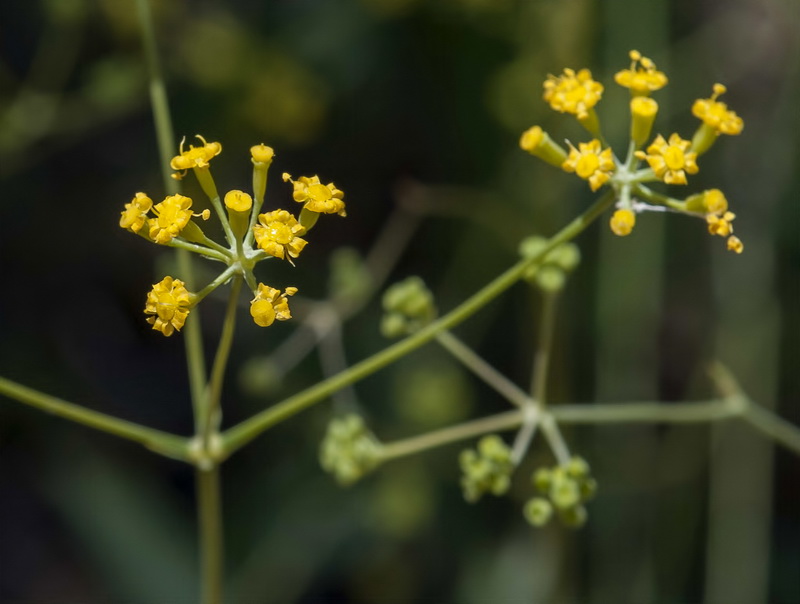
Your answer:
559,504 -> 588,528
532,467 -> 552,493
550,474 -> 581,509
535,265 -> 566,292
565,456 -> 590,479
519,236 -> 548,260
524,497 -> 554,527
579,477 -> 598,502
549,242 -> 581,272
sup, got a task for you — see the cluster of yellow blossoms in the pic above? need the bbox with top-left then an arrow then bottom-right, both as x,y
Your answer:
120,136 -> 346,336
520,50 -> 744,254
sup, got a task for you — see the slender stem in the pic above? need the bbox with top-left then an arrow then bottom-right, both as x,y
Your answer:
168,238 -> 230,262
0,377 -> 190,461
202,275 -> 243,447
197,466 -> 224,604
531,291 -> 558,408
135,0 -> 207,419
540,414 -> 571,465
436,331 -> 531,408
380,409 -> 525,462
194,266 -> 237,304
741,405 -> 800,455
220,192 -> 616,457
551,400 -> 736,423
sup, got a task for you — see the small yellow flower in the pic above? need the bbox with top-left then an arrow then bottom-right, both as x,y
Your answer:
120,192 -> 153,233
543,68 -> 603,120
636,133 -> 698,185
519,126 -> 568,167
615,50 -> 668,96
629,97 -> 658,147
283,173 -> 346,216
610,209 -> 636,236
144,276 -> 193,337
562,139 -> 615,191
253,209 -> 308,261
692,84 -> 743,136
250,144 -> 275,165
148,194 -> 194,244
250,284 -> 298,327
726,235 -> 744,254
707,211 -> 736,237
170,135 -> 222,179
224,190 -> 253,213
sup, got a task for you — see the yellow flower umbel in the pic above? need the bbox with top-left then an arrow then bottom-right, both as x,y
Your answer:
253,209 -> 308,262
610,209 -> 636,236
706,211 -> 736,237
562,140 -> 615,191
686,188 -> 729,215
629,97 -> 658,147
691,84 -> 744,155
636,133 -> 698,185
283,173 -> 346,217
144,276 -> 193,337
543,68 -> 603,135
120,192 -> 152,234
614,50 -> 668,96
148,194 -> 195,244
519,126 -> 568,167
250,284 -> 297,327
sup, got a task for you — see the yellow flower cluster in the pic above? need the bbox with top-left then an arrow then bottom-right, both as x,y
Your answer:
121,136 -> 347,335
518,50 -> 744,252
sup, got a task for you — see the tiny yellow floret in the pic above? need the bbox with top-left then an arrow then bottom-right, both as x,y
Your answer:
707,211 -> 736,237
250,144 -> 275,165
144,276 -> 192,337
543,68 -> 603,120
120,192 -> 153,233
224,190 -> 253,213
253,209 -> 308,262
170,135 -> 222,179
610,209 -> 636,236
562,139 -> 615,191
519,126 -> 568,167
284,173 -> 346,217
727,235 -> 744,254
615,50 -> 668,96
148,194 -> 194,244
636,133 -> 698,185
692,84 -> 743,136
250,284 -> 298,327
630,97 -> 658,146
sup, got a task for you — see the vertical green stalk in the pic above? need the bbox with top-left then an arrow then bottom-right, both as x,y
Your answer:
135,0 -> 207,419
197,466 -> 224,604
136,2 -> 220,602
531,291 -> 558,408
202,276 -> 243,446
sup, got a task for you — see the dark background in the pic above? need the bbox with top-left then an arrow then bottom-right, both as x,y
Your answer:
1,0 -> 798,602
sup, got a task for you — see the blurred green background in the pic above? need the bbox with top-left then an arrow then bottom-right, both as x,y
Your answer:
1,0 -> 798,602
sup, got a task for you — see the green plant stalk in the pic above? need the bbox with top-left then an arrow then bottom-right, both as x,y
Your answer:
136,0 -> 207,423
0,377 -> 190,460
436,331 -> 531,407
220,191 -> 616,457
202,275 -> 243,446
380,409 -> 526,461
197,466 -> 224,604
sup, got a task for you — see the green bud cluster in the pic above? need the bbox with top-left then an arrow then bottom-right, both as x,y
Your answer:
319,414 -> 383,486
380,276 -> 437,338
524,456 -> 597,528
518,236 -> 581,293
459,435 -> 513,503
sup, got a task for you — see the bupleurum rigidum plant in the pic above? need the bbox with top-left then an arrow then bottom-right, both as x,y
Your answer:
2,39 -> 798,604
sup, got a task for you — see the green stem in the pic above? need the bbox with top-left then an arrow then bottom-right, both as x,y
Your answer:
135,0 -> 207,420
436,331 -> 530,407
202,275 -> 243,447
531,291 -> 558,408
220,191 -> 616,457
194,266 -> 237,305
551,400 -> 736,423
168,238 -> 230,262
197,466 -> 224,604
0,377 -> 190,461
380,409 -> 525,462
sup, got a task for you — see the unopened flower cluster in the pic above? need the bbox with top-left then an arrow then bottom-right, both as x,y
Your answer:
521,50 -> 744,254
459,435 -> 514,503
525,457 -> 597,528
120,136 -> 346,336
319,414 -> 383,485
